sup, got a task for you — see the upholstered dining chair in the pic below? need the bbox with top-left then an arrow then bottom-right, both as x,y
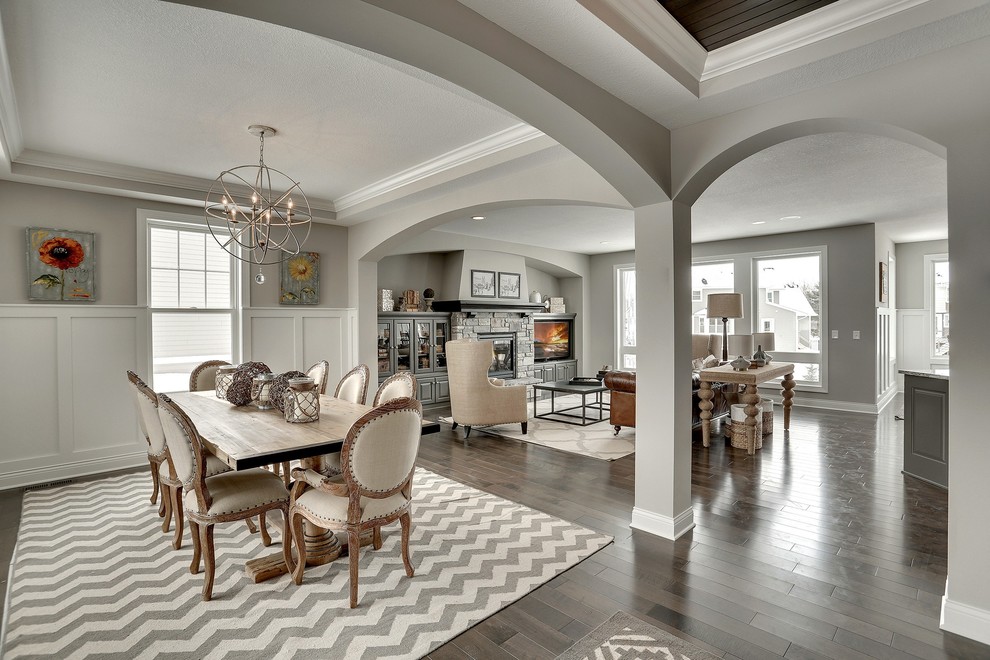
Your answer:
334,364 -> 371,404
127,371 -> 238,549
306,360 -> 331,395
189,360 -> 231,392
445,339 -> 528,438
373,371 -> 418,406
285,397 -> 422,608
157,394 -> 291,601
126,371 -> 169,513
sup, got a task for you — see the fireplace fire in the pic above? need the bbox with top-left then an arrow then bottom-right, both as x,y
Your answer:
481,332 -> 516,379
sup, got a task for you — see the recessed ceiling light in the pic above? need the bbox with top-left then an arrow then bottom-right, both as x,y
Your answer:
779,215 -> 801,221
600,241 -> 612,245
752,221 -> 766,225
471,215 -> 485,220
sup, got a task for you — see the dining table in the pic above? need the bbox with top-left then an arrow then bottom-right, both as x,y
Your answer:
167,390 -> 440,582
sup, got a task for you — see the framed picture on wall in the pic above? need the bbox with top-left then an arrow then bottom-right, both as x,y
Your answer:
26,227 -> 96,302
471,269 -> 496,297
279,252 -> 320,304
498,271 -> 521,298
879,261 -> 888,303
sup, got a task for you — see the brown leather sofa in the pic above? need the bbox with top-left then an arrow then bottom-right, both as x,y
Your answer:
603,335 -> 736,436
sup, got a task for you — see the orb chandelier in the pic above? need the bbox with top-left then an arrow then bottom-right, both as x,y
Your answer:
205,125 -> 312,281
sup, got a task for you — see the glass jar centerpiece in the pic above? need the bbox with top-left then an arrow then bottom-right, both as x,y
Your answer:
215,365 -> 237,399
284,377 -> 320,423
251,372 -> 277,410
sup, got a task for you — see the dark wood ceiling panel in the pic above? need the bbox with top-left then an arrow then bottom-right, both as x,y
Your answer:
659,0 -> 840,51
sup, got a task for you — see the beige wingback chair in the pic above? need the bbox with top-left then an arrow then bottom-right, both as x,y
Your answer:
446,339 -> 528,438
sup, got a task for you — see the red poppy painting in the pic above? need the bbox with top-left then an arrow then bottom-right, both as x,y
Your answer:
27,227 -> 96,301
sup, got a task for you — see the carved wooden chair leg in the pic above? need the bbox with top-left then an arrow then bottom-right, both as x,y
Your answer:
149,460 -> 160,505
280,506 -> 292,575
290,511 -> 307,586
259,512 -> 272,546
189,520 -> 201,574
200,524 -> 216,602
245,517 -> 258,533
171,486 -> 184,550
280,462 -> 291,487
372,527 -> 382,550
400,512 -> 415,577
161,485 -> 173,533
348,529 -> 361,608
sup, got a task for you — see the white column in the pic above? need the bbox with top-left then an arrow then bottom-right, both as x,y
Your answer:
940,134 -> 990,645
630,201 -> 694,539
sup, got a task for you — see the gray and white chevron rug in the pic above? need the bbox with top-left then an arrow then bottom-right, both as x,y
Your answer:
1,469 -> 611,659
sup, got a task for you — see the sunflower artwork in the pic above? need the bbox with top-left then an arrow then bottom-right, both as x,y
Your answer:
279,252 -> 319,305
27,227 -> 96,302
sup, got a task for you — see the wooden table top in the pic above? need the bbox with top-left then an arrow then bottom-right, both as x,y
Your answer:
167,391 -> 439,470
698,362 -> 795,385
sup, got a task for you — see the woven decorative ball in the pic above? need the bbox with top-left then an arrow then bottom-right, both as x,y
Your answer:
226,361 -> 271,406
270,371 -> 306,413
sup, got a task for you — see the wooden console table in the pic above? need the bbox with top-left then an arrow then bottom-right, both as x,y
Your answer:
698,362 -> 795,455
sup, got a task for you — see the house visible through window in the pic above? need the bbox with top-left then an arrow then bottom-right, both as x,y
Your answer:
755,253 -> 823,385
144,216 -> 236,392
691,261 -> 735,336
926,255 -> 949,359
616,265 -> 636,369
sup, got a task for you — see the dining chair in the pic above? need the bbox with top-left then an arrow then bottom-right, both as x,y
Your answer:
158,394 -> 291,601
285,397 -> 422,608
126,371 -> 168,512
305,360 -> 330,395
189,359 -> 231,392
372,371 -> 418,407
334,364 -> 371,404
127,371 -> 236,549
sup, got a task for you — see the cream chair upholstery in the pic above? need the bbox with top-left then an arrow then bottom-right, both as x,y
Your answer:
334,364 -> 370,404
189,360 -> 231,392
158,394 -> 290,601
691,335 -> 723,361
126,371 -> 169,511
446,339 -> 528,438
286,397 -> 422,608
373,371 -> 418,406
306,360 -> 330,395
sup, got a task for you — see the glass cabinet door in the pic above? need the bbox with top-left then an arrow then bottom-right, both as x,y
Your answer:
395,320 -> 413,373
433,320 -> 448,370
377,321 -> 393,377
416,321 -> 432,371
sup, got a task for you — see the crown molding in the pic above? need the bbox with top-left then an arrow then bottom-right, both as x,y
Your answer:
334,123 -> 545,212
702,0 -> 934,81
0,10 -> 24,172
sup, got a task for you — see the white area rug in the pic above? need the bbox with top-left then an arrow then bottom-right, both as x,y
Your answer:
442,394 -> 635,461
557,611 -> 721,660
1,470 -> 611,659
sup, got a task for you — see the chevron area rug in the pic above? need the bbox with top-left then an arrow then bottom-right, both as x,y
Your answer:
1,470 -> 611,659
557,611 -> 721,660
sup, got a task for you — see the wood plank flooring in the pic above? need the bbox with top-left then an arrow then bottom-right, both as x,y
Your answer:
2,396 -> 988,659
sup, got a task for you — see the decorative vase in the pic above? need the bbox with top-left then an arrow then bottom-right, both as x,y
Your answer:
530,290 -> 543,303
424,297 -> 434,311
752,344 -> 771,366
730,355 -> 751,371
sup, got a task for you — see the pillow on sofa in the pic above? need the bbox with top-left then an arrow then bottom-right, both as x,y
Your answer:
691,356 -> 705,370
703,354 -> 720,368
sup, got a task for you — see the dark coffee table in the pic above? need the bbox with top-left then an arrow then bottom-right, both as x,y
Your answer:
532,380 -> 609,426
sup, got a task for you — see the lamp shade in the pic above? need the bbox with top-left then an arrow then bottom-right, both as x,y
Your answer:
752,332 -> 775,351
706,292 -> 743,319
726,334 -> 753,357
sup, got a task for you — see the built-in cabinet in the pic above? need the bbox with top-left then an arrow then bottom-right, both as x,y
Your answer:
377,313 -> 450,405
533,359 -> 579,384
900,370 -> 949,489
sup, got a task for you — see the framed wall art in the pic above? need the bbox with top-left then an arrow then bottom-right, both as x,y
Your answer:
471,269 -> 496,298
280,252 -> 320,305
498,271 -> 521,299
27,227 -> 96,302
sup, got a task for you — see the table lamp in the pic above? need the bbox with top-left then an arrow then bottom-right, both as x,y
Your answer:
726,334 -> 754,360
706,293 -> 744,361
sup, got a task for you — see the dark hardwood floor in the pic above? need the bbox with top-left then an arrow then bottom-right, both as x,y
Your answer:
2,396 -> 988,659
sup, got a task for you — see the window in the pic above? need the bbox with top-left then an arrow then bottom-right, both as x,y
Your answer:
616,265 -> 636,369
755,252 -> 824,386
925,254 -> 949,360
691,290 -> 702,302
140,212 -> 238,392
691,261 -> 735,336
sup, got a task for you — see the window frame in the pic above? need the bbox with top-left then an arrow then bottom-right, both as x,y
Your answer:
614,263 -> 637,371
924,253 -> 949,364
137,209 -> 242,390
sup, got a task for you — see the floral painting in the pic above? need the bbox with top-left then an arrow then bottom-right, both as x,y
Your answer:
279,252 -> 319,305
27,227 -> 96,302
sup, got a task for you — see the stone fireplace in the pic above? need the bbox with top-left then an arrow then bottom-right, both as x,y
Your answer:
480,332 -> 516,379
448,311 -> 535,382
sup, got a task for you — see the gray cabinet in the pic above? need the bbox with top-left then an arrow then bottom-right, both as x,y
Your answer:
378,313 -> 450,405
902,372 -> 948,489
555,360 -> 577,382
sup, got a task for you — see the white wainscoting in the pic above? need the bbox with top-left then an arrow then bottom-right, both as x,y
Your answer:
897,309 -> 931,390
243,308 -> 358,387
876,308 -> 897,410
0,305 -> 149,490
0,305 -> 357,490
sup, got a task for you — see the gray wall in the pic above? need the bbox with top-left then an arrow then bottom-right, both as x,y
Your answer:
0,180 -> 350,308
377,253 -> 449,301
589,224 -> 878,405
896,239 -> 948,309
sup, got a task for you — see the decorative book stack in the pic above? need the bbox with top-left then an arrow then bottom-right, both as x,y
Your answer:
403,289 -> 421,312
548,297 -> 565,313
379,289 -> 394,312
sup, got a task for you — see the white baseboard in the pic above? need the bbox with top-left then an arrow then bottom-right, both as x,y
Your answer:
0,452 -> 147,492
787,398 -> 882,415
941,592 -> 990,646
876,385 -> 898,412
630,506 -> 694,540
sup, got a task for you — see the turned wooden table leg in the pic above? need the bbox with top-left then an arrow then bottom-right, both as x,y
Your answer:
741,383 -> 761,456
782,372 -> 795,430
699,380 -> 714,447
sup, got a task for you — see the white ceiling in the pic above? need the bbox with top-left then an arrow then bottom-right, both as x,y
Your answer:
0,0 -> 966,253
